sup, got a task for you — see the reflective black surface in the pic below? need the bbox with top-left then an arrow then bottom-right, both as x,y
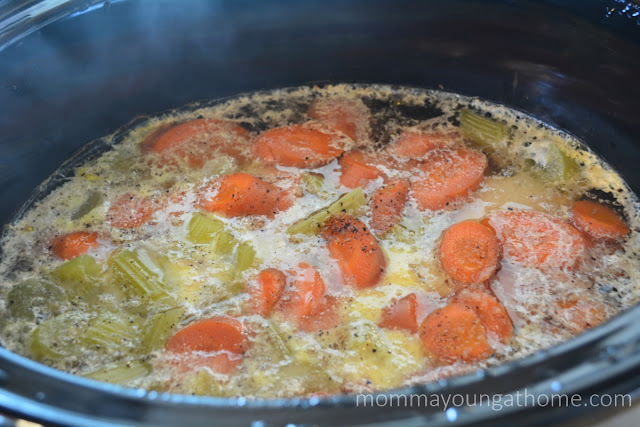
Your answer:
1,0 -> 640,425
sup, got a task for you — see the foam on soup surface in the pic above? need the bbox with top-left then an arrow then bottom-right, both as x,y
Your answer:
0,84 -> 638,397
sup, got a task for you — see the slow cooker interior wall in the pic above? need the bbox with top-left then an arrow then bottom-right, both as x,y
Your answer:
1,0 -> 639,227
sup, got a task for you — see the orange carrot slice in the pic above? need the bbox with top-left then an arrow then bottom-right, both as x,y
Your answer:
283,262 -> 326,319
165,316 -> 248,374
298,295 -> 342,333
278,264 -> 341,332
571,200 -> 629,244
439,221 -> 500,284
166,316 -> 247,354
380,293 -> 418,333
144,119 -> 250,168
107,193 -> 155,229
322,213 -> 386,289
245,166 -> 303,212
419,303 -> 491,363
308,97 -> 370,142
51,231 -> 99,260
249,268 -> 287,316
452,288 -> 512,343
339,151 -> 384,189
140,122 -> 174,152
388,131 -> 455,158
253,123 -> 347,168
370,179 -> 410,236
412,148 -> 487,211
199,172 -> 280,217
483,209 -> 589,271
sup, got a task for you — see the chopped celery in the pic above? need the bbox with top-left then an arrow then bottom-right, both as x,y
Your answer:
212,269 -> 238,286
30,312 -> 86,360
266,321 -> 291,360
235,242 -> 256,273
51,255 -> 102,302
85,361 -> 150,384
187,212 -> 225,244
287,187 -> 366,237
524,142 -> 580,182
187,212 -> 236,254
347,321 -> 390,354
142,307 -> 185,352
83,312 -> 139,349
152,255 -> 193,290
52,255 -> 101,283
301,172 -> 325,195
7,279 -> 65,320
71,191 -> 103,220
276,361 -> 340,395
390,224 -> 417,244
189,371 -> 230,396
460,108 -> 508,150
213,229 -> 236,255
111,250 -> 172,301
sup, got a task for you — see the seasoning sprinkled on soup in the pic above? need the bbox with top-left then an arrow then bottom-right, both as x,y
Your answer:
0,84 -> 639,397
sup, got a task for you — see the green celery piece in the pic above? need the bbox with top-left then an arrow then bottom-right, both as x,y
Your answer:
213,229 -> 236,256
301,172 -> 325,195
266,321 -> 291,361
187,212 -> 236,255
30,312 -> 87,361
83,312 -> 139,350
213,269 -> 237,286
347,321 -> 390,354
390,224 -> 417,244
71,191 -> 103,221
151,255 -> 196,293
142,307 -> 185,352
50,255 -> 102,302
460,108 -> 508,150
7,279 -> 66,320
524,142 -> 580,182
51,255 -> 101,282
235,242 -> 256,273
187,212 -> 225,244
278,361 -> 340,395
218,240 -> 257,294
190,370 -> 231,396
85,361 -> 150,385
112,250 -> 172,301
287,187 -> 366,238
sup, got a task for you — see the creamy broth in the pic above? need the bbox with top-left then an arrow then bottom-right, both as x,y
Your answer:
0,84 -> 638,397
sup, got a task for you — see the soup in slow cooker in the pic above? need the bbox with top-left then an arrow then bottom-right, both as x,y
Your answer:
0,84 -> 638,397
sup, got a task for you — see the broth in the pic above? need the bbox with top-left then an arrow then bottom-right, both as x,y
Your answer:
0,84 -> 638,397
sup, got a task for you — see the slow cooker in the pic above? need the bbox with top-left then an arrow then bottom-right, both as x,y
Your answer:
1,0 -> 640,425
